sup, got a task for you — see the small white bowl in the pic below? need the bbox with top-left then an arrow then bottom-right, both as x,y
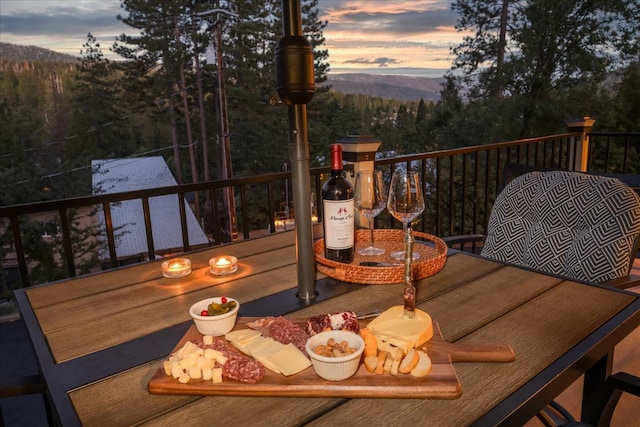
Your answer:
189,297 -> 240,336
305,330 -> 365,381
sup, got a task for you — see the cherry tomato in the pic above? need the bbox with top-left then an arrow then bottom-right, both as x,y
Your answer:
221,296 -> 228,304
200,310 -> 209,316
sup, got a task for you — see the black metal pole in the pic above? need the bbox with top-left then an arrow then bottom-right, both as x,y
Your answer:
277,0 -> 316,300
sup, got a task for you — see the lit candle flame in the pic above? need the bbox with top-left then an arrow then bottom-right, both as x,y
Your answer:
162,258 -> 191,278
209,256 -> 238,275
216,257 -> 231,266
168,261 -> 185,270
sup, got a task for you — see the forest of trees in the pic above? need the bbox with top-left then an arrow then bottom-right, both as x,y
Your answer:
0,0 -> 639,288
1,0 -> 638,207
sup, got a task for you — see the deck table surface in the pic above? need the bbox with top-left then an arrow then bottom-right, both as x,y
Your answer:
15,229 -> 640,426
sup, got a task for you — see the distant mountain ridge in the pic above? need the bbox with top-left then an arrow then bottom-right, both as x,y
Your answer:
0,42 -> 443,102
0,42 -> 78,62
323,73 -> 445,102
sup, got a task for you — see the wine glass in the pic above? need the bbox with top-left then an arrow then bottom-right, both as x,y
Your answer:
387,170 -> 425,260
354,170 -> 387,255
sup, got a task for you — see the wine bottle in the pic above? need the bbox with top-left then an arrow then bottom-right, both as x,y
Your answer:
322,144 -> 355,263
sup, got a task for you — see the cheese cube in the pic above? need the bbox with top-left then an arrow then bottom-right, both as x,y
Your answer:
202,367 -> 213,381
200,357 -> 215,369
188,366 -> 202,379
212,368 -> 223,384
178,373 -> 191,384
203,335 -> 214,345
163,360 -> 172,376
204,348 -> 222,361
179,357 -> 197,370
170,362 -> 183,379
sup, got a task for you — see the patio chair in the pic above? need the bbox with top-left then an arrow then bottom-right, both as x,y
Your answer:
591,371 -> 640,426
481,170 -> 640,287
477,170 -> 640,426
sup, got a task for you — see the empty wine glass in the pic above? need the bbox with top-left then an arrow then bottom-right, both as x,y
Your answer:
387,170 -> 425,260
354,170 -> 387,255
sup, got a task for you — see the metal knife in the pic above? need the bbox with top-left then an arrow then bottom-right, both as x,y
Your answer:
403,228 -> 416,319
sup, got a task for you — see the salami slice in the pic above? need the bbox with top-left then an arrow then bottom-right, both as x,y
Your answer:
246,316 -> 310,355
306,311 -> 360,335
198,337 -> 265,383
221,357 -> 264,384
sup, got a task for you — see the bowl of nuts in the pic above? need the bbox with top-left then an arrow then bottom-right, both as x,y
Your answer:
189,296 -> 239,336
305,330 -> 365,381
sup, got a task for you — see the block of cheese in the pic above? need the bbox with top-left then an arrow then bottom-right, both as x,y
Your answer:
366,306 -> 433,348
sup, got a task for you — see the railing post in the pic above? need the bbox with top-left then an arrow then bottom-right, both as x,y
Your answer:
566,116 -> 596,172
339,135 -> 382,228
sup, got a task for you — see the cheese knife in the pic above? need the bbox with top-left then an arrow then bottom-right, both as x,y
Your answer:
403,228 -> 416,319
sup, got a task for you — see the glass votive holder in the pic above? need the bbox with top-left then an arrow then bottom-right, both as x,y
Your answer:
209,256 -> 238,275
162,258 -> 192,278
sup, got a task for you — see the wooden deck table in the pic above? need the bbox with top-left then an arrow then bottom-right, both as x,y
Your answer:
14,229 -> 640,426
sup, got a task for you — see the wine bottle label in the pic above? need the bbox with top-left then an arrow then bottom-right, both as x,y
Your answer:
323,199 -> 355,249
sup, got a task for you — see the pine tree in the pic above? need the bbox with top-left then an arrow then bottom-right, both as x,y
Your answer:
451,0 -> 640,136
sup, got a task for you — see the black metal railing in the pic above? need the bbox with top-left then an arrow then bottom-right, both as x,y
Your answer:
0,165 -> 347,288
375,133 -> 580,238
587,132 -> 640,174
1,131 -> 638,288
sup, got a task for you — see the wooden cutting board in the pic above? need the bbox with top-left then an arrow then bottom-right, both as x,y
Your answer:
148,318 -> 515,399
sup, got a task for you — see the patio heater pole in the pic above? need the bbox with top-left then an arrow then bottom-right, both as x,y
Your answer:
276,0 -> 316,300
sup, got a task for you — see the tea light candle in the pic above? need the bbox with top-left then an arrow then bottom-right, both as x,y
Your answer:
209,256 -> 238,275
162,258 -> 192,278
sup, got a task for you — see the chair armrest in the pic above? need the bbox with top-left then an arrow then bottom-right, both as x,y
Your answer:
442,234 -> 486,254
593,371 -> 640,426
442,234 -> 485,245
601,275 -> 640,290
0,375 -> 46,398
608,372 -> 640,397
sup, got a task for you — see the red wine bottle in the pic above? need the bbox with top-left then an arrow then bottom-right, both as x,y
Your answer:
322,144 -> 355,263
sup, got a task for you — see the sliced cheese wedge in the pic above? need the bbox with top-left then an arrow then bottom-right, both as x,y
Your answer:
268,343 -> 312,376
254,353 -> 282,375
231,333 -> 267,356
247,337 -> 282,357
225,329 -> 262,345
366,306 -> 433,348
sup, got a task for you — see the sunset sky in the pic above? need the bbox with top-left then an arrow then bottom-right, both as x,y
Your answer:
0,0 -> 466,78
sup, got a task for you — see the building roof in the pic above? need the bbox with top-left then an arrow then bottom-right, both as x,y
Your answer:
92,157 -> 209,259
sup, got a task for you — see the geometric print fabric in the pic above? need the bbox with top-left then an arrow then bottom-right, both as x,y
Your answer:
481,171 -> 640,284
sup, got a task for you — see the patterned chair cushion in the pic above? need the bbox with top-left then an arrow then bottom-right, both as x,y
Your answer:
481,171 -> 640,284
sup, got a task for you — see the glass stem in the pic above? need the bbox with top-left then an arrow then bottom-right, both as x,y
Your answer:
368,217 -> 374,247
403,222 -> 410,255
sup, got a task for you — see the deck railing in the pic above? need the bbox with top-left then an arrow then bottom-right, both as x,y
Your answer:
1,131 -> 638,288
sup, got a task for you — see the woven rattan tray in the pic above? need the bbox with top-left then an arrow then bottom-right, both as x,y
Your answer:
314,229 -> 447,284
